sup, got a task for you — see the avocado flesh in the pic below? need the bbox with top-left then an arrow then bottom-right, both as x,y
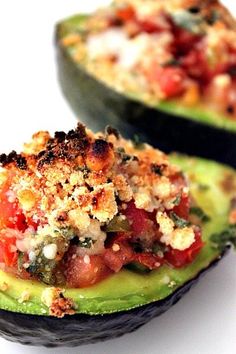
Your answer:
0,154 -> 234,316
56,15 -> 236,168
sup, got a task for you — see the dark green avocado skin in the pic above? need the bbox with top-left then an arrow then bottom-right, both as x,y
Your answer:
56,43 -> 236,168
0,251 -> 227,347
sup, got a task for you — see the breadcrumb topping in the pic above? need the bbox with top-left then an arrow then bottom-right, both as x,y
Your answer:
60,0 -> 236,119
0,124 -> 200,288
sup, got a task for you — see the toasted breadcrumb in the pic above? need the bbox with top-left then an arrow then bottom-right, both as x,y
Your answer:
41,287 -> 75,318
0,123 -> 194,265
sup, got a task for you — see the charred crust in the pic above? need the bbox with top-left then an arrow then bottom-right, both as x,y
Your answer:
0,151 -> 27,170
105,126 -> 120,139
37,123 -> 90,169
54,131 -> 66,142
151,163 -> 167,176
91,139 -> 110,159
188,6 -> 200,13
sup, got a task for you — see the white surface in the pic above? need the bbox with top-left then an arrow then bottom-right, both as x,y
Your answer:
0,1 -> 236,353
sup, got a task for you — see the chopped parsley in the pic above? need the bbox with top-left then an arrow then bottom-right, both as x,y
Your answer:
170,212 -> 190,228
190,206 -> 211,223
151,163 -> 167,176
172,10 -> 205,34
77,237 -> 95,249
173,195 -> 181,206
104,216 -> 130,232
206,10 -> 220,25
132,134 -> 145,150
117,147 -> 138,163
211,225 -> 236,251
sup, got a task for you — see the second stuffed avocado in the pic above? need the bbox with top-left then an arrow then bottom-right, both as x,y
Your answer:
56,0 -> 236,167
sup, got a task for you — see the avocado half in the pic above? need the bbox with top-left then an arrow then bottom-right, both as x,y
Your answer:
0,154 -> 234,347
56,15 -> 236,168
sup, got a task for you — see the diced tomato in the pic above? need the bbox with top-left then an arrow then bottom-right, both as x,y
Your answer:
103,241 -> 134,272
137,13 -> 171,34
0,235 -> 17,267
165,229 -> 203,268
123,201 -> 151,236
149,66 -> 187,98
65,250 -> 111,288
0,189 -> 27,232
173,195 -> 190,220
173,27 -> 202,56
181,49 -> 210,84
134,252 -> 164,270
116,5 -> 135,22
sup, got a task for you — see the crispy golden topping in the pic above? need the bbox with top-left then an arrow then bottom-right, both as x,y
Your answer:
0,123 -> 181,225
0,122 -> 197,276
41,287 -> 75,318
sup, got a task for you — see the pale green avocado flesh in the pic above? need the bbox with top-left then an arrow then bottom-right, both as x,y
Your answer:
0,155 -> 235,316
57,14 -> 236,133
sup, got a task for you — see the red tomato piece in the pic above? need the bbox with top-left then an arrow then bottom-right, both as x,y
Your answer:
0,186 -> 27,232
134,253 -> 164,270
116,5 -> 135,22
0,235 -> 17,267
182,49 -> 209,83
165,229 -> 203,268
103,242 -> 134,272
173,195 -> 190,220
65,251 -> 111,288
173,27 -> 202,56
123,201 -> 151,236
151,66 -> 187,98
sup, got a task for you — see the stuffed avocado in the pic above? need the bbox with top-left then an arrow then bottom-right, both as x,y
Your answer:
0,123 -> 235,346
56,0 -> 236,167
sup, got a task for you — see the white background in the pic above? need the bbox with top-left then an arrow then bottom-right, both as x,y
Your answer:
0,1 -> 235,353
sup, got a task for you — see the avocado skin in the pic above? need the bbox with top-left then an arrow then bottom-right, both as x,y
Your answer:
56,34 -> 236,169
0,251 -> 226,347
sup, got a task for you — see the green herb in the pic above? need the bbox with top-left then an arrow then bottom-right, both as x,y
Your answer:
55,227 -> 76,240
104,216 -> 131,233
132,134 -> 145,150
27,256 -> 58,285
173,195 -> 181,206
125,262 -> 151,274
27,232 -> 69,285
117,147 -> 125,153
151,163 -> 167,176
77,237 -> 95,248
117,148 -> 138,163
170,212 -> 190,228
190,206 -> 211,223
211,225 -> 236,251
153,242 -> 166,254
172,10 -> 205,34
206,10 -> 220,25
